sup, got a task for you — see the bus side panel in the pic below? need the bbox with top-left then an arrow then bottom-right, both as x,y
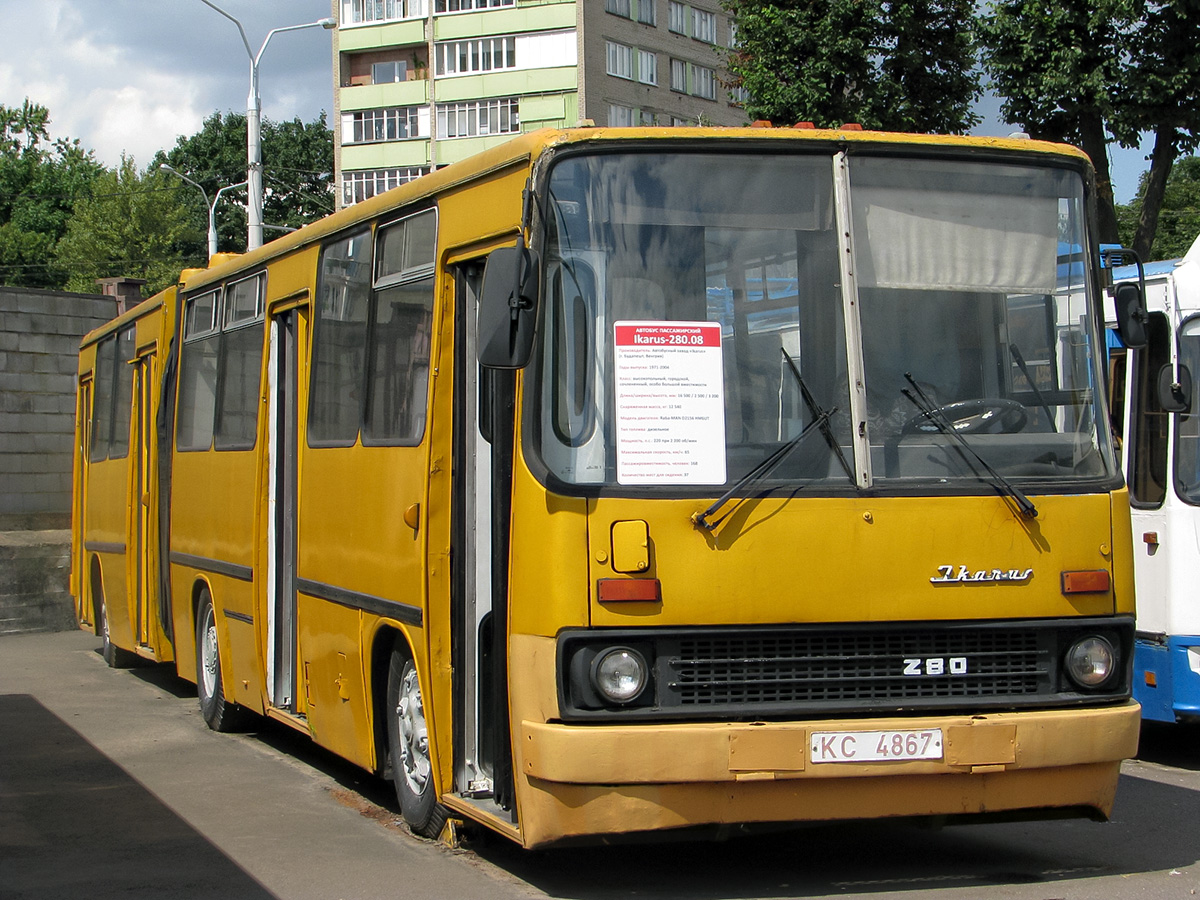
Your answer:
85,460 -> 133,647
169,450 -> 262,709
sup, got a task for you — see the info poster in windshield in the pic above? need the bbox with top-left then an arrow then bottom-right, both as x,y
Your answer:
613,321 -> 727,485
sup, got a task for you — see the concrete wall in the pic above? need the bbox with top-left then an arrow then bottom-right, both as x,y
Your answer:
1,285 -> 116,633
0,285 -> 115,531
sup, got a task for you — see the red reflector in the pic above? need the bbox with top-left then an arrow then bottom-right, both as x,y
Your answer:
750,119 -> 773,128
840,123 -> 864,131
793,121 -> 816,129
1060,570 -> 1111,594
597,579 -> 662,603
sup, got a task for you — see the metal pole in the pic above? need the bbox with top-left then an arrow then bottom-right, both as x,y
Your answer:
198,1 -> 335,251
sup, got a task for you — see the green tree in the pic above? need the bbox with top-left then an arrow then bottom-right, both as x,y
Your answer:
54,156 -> 199,295
154,110 -> 334,256
1110,1 -> 1200,261
1117,155 -> 1200,260
978,0 -> 1143,246
722,0 -> 982,134
0,99 -> 104,288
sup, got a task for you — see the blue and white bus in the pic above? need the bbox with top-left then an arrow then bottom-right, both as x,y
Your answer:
1111,234 -> 1200,724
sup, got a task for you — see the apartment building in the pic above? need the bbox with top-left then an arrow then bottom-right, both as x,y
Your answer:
332,0 -> 745,207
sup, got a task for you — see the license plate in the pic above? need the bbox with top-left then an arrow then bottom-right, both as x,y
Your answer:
810,729 -> 943,763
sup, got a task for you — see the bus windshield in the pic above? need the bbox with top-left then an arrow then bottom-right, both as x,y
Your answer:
533,149 -> 1116,492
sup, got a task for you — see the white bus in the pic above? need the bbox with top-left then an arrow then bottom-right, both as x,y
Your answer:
1111,234 -> 1200,724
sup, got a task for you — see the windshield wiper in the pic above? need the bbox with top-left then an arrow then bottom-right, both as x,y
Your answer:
1009,343 -> 1057,433
902,373 -> 1038,519
692,350 -> 851,532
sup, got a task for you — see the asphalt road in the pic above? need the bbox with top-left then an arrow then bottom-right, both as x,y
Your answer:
2,630 -> 1198,900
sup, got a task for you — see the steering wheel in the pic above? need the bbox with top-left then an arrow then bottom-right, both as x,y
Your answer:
901,398 -> 1028,435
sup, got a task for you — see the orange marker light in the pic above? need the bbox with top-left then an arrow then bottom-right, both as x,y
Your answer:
597,579 -> 662,603
1060,570 -> 1111,594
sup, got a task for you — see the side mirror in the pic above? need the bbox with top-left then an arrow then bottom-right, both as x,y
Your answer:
1113,282 -> 1148,349
1158,364 -> 1192,413
478,243 -> 541,369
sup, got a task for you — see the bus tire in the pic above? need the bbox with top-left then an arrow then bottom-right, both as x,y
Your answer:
386,645 -> 447,839
195,588 -> 246,732
94,565 -> 137,669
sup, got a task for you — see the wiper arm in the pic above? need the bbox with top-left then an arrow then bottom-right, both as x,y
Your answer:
902,373 -> 1038,520
781,349 -> 856,484
1009,343 -> 1057,433
692,350 -> 852,532
692,410 -> 837,532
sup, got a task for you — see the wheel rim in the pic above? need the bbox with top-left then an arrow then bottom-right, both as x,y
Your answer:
200,606 -> 219,700
396,664 -> 431,796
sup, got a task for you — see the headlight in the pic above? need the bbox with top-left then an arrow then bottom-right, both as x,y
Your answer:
1064,636 -> 1116,689
591,647 -> 648,704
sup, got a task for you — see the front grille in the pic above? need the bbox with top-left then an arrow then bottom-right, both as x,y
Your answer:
557,618 -> 1134,722
670,628 -> 1042,706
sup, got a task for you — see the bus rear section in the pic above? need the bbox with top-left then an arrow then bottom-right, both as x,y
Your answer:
478,132 -> 1140,847
1112,234 -> 1200,723
73,291 -> 176,668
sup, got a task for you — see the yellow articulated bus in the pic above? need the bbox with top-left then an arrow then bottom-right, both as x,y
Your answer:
74,126 -> 1141,849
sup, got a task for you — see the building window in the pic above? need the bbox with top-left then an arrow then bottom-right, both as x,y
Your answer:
435,36 -> 517,75
639,109 -> 658,126
669,57 -> 687,92
638,0 -> 657,25
692,8 -> 716,43
346,106 -> 425,143
637,49 -> 658,85
668,1 -> 686,34
606,41 -> 634,80
342,168 -> 429,206
342,0 -> 427,25
372,60 -> 407,84
435,0 -> 514,10
728,21 -> 738,48
691,63 -> 716,99
608,105 -> 635,127
437,97 -> 520,138
605,0 -> 631,17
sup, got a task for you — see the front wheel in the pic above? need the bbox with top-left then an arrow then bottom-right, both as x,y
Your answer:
386,645 -> 447,839
195,588 -> 246,732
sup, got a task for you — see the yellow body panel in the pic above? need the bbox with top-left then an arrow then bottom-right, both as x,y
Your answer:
586,493 -> 1120,628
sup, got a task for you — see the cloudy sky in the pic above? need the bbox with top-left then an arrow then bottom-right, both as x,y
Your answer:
0,0 -> 1161,203
0,0 -> 335,167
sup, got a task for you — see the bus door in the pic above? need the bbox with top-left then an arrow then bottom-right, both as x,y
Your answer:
1127,311 -> 1172,612
131,347 -> 158,649
266,307 -> 300,712
451,261 -> 514,816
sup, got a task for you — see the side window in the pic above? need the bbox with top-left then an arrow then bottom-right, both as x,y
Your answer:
1130,312 -> 1170,507
215,274 -> 265,450
176,291 -> 221,452
310,230 -> 373,446
89,335 -> 116,463
1174,318 -> 1200,503
308,210 -> 438,448
109,327 -> 135,459
365,209 -> 436,444
88,327 -> 136,461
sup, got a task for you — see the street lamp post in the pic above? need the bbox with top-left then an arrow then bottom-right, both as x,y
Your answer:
160,164 -> 248,260
198,1 -> 335,251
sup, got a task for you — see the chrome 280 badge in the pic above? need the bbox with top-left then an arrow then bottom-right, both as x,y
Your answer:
930,564 -> 1033,585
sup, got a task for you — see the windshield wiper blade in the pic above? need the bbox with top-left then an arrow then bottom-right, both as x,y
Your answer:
902,373 -> 1038,519
1009,343 -> 1057,433
781,349 -> 856,484
692,410 -> 837,531
692,350 -> 852,532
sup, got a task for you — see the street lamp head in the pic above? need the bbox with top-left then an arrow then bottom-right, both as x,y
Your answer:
319,17 -> 337,29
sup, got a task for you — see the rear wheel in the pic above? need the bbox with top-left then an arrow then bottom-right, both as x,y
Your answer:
386,645 -> 447,839
94,566 -> 137,669
195,588 -> 246,732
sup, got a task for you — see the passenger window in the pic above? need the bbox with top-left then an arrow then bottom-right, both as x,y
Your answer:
215,274 -> 265,450
310,230 -> 373,446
